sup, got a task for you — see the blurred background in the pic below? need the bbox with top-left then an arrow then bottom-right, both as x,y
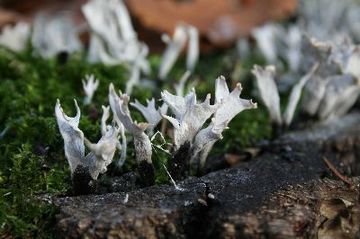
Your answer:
0,0 -> 297,51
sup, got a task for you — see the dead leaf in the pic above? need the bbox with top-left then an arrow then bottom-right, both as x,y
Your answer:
126,0 -> 297,48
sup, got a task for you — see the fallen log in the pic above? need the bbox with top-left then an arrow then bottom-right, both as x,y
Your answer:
54,112 -> 360,238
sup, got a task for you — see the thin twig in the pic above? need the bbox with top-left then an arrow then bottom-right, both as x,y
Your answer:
323,157 -> 353,186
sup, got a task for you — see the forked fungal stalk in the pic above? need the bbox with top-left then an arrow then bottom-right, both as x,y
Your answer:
130,99 -> 168,136
301,37 -> 360,120
161,89 -> 218,150
159,24 -> 199,80
109,84 -> 155,186
252,63 -> 319,128
161,76 -> 257,176
55,99 -> 123,194
82,0 -> 149,72
190,76 -> 258,169
252,23 -> 281,64
174,71 -> 192,97
82,74 -> 99,105
55,99 -> 84,175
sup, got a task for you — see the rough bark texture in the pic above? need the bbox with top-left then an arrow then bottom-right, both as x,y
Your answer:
54,113 -> 360,238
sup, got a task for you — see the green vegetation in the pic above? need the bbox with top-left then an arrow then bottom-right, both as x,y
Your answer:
0,47 -> 271,237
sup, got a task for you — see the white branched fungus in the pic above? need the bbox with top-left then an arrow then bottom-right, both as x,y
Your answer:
101,106 -> 111,136
301,37 -> 360,120
186,25 -> 200,73
331,43 -> 360,79
125,45 -> 149,94
84,125 -> 121,179
161,76 -> 256,169
301,75 -> 329,116
100,105 -> 126,168
87,34 -> 119,65
159,24 -> 199,80
109,84 -> 152,164
285,26 -> 303,72
252,23 -> 303,72
57,73 -> 256,184
252,24 -> 281,64
251,65 -> 282,125
55,99 -> 122,180
0,22 -> 30,52
191,76 -> 257,168
161,89 -> 218,149
236,38 -> 250,60
174,71 -> 192,97
82,0 -> 149,95
82,74 -> 99,105
82,0 -> 149,72
55,99 -> 85,174
107,86 -> 128,167
252,63 -> 319,127
299,0 -> 360,42
130,99 -> 168,136
317,75 -> 360,120
32,14 -> 82,58
283,64 -> 319,126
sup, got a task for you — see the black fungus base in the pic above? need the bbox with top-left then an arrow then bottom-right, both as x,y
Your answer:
72,165 -> 96,195
137,161 -> 155,187
168,141 -> 191,180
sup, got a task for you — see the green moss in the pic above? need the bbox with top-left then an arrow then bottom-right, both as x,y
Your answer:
0,48 -> 131,237
0,46 -> 272,237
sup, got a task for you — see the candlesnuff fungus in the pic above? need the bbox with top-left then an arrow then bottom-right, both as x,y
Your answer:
161,89 -> 218,150
82,0 -> 149,72
32,13 -> 82,59
125,44 -> 150,95
190,76 -> 258,169
57,75 -> 256,188
0,22 -> 30,52
299,0 -> 360,42
252,23 -> 281,64
161,76 -> 257,176
252,23 -> 303,72
100,105 -> 127,168
159,24 -> 199,80
301,37 -> 360,120
82,0 -> 150,95
174,71 -> 192,97
82,74 -> 99,105
109,84 -> 155,186
252,63 -> 319,128
130,98 -> 168,136
55,99 -> 122,194
55,99 -> 84,175
285,26 -> 302,72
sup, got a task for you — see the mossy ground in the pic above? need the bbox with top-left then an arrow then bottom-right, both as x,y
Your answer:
0,47 -> 271,237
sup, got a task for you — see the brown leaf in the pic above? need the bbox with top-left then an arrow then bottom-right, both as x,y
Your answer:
126,0 -> 297,48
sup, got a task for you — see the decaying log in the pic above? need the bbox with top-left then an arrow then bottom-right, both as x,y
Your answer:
54,112 -> 360,238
